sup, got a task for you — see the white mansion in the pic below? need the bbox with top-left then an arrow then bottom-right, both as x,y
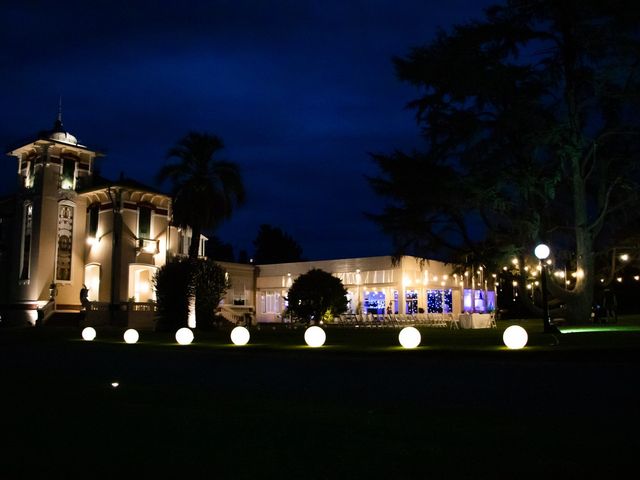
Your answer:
0,117 -> 496,329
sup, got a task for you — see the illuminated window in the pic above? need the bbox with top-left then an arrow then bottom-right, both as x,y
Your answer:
364,291 -> 386,314
84,264 -> 100,301
138,206 -> 151,239
20,203 -> 33,280
463,289 -> 491,313
88,204 -> 99,238
463,289 -> 473,312
405,290 -> 418,314
61,158 -> 75,190
128,264 -> 158,302
179,230 -> 191,255
233,292 -> 246,305
199,235 -> 206,257
486,291 -> 496,312
260,290 -> 281,314
393,290 -> 399,314
427,289 -> 452,313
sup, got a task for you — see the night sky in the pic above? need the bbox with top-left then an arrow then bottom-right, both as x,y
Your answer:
2,0 -> 493,261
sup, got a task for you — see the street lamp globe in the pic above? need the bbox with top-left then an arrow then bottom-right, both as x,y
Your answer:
534,244 -> 550,260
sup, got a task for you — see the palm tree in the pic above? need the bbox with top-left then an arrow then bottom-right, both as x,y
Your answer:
157,132 -> 245,260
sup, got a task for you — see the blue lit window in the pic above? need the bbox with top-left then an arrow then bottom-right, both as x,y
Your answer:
393,290 -> 399,314
364,291 -> 386,315
427,289 -> 452,313
463,289 -> 491,313
405,290 -> 418,314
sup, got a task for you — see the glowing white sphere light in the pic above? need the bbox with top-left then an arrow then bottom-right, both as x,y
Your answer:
230,326 -> 250,345
534,243 -> 550,260
82,327 -> 96,341
123,328 -> 139,344
398,326 -> 421,348
175,327 -> 194,345
503,325 -> 528,349
304,326 -> 326,348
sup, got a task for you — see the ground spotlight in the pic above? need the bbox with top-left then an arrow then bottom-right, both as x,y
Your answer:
82,327 -> 96,341
123,328 -> 139,344
304,326 -> 326,347
503,325 -> 528,349
175,327 -> 194,345
230,326 -> 250,345
398,326 -> 421,348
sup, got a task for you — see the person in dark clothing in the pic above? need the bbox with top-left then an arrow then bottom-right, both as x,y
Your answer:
80,284 -> 90,310
602,287 -> 618,324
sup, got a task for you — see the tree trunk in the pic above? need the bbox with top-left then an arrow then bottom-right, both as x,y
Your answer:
565,163 -> 595,322
187,224 -> 201,328
188,224 -> 202,261
552,12 -> 595,323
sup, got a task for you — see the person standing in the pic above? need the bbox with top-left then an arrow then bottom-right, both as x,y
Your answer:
80,284 -> 90,310
602,287 -> 618,324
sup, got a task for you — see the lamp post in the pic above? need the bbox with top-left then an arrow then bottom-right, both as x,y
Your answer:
534,244 -> 558,333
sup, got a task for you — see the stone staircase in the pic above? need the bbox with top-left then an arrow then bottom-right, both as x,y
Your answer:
218,304 -> 255,325
45,311 -> 84,328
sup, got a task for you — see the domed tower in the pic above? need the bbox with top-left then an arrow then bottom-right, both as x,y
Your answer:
5,108 -> 102,313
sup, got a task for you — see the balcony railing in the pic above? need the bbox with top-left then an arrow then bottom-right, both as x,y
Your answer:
137,238 -> 159,255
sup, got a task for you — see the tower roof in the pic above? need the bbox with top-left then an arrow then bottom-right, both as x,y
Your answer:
47,99 -> 79,146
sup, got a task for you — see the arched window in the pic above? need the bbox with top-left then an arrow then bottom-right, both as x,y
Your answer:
84,264 -> 101,302
128,264 -> 158,302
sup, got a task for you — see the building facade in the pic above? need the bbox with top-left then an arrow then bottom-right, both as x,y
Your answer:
0,118 -> 495,329
253,256 -> 496,323
0,116 -> 210,326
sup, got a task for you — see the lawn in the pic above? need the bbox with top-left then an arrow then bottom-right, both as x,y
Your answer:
1,318 -> 640,478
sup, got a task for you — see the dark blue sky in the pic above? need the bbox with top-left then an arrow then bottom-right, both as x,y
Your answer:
1,0 -> 493,260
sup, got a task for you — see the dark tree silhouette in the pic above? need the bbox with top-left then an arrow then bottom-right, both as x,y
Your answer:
252,224 -> 304,264
157,132 -> 245,260
153,259 -> 193,331
286,268 -> 348,323
205,235 -> 235,262
154,257 -> 230,331
369,0 -> 640,322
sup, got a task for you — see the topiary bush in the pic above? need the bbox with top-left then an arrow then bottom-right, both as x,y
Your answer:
286,268 -> 348,323
153,257 -> 230,331
153,258 -> 193,332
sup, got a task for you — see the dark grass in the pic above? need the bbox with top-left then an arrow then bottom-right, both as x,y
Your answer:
2,318 -> 640,478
